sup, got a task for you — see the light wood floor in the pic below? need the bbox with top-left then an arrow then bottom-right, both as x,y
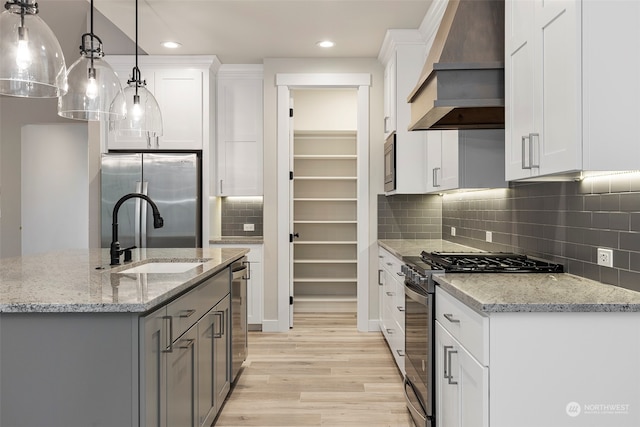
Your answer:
215,313 -> 413,427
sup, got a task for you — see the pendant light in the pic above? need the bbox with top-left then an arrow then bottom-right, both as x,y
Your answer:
110,0 -> 162,138
58,0 -> 126,121
0,0 -> 67,98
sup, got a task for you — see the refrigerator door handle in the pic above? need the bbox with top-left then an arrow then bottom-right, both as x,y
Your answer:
140,181 -> 149,248
134,181 -> 142,248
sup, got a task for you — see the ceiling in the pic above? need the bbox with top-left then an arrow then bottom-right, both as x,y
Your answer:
38,0 -> 433,64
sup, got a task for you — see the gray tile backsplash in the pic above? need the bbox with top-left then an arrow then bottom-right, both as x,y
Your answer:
221,198 -> 263,236
378,194 -> 442,239
378,173 -> 640,292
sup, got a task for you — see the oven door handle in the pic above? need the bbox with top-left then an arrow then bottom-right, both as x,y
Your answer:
404,377 -> 428,427
404,283 -> 428,305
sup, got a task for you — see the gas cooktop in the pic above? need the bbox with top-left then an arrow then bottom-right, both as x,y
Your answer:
420,251 -> 564,273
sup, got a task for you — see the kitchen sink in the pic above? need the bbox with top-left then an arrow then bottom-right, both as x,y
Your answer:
119,261 -> 204,274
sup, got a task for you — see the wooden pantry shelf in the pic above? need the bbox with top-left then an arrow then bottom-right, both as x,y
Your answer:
293,241 -> 357,245
293,176 -> 357,180
293,259 -> 357,264
294,220 -> 357,224
293,198 -> 357,202
293,278 -> 357,283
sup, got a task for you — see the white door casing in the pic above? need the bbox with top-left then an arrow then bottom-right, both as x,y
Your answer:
276,73 -> 371,332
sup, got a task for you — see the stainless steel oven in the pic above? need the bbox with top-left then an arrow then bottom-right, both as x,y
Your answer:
384,132 -> 396,192
401,258 -> 440,427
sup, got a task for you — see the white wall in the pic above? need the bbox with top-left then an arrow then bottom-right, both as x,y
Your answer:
262,58 -> 384,326
21,124 -> 89,255
292,89 -> 358,131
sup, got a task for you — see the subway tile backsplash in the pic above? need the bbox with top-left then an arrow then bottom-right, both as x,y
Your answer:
442,177 -> 640,292
378,194 -> 442,239
378,174 -> 640,292
221,198 -> 263,236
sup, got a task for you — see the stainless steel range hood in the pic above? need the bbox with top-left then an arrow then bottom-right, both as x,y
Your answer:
408,0 -> 505,130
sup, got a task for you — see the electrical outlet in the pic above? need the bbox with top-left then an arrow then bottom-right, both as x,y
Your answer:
243,223 -> 255,232
485,231 -> 492,242
451,226 -> 456,237
597,248 -> 613,267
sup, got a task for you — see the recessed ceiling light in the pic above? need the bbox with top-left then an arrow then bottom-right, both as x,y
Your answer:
161,41 -> 182,49
317,40 -> 335,48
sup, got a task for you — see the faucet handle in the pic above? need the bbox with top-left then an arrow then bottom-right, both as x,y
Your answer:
122,246 -> 137,262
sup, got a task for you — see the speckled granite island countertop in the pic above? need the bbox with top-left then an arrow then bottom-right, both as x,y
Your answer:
0,247 -> 247,313
435,272 -> 640,313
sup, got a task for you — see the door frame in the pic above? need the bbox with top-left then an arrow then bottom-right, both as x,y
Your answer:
276,73 -> 371,332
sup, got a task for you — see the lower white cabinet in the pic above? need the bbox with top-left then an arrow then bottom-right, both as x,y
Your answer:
436,286 -> 640,427
210,243 -> 263,328
140,268 -> 230,427
378,246 -> 405,373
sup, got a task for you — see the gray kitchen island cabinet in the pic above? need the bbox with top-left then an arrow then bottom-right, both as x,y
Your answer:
0,247 -> 246,427
141,268 -> 231,427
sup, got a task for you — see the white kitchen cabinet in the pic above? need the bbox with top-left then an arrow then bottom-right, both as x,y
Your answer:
104,56 -> 217,151
378,246 -> 405,374
435,289 -> 489,427
210,243 -> 263,328
505,0 -> 640,180
436,285 -> 640,427
379,30 -> 429,194
215,65 -> 263,196
426,129 -> 506,193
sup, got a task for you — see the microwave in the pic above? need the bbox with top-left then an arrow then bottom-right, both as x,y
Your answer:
384,132 -> 396,192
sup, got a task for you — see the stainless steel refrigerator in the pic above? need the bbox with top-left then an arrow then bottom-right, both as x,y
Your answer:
101,152 -> 202,249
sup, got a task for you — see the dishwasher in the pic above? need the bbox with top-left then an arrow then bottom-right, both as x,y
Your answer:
230,257 -> 249,381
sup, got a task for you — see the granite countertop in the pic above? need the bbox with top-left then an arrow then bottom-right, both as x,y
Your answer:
0,247 -> 247,313
379,238 -> 640,313
209,236 -> 264,244
435,272 -> 640,313
378,239 -> 480,259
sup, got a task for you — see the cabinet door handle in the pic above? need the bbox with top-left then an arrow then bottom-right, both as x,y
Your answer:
242,261 -> 251,280
162,315 -> 174,353
445,346 -> 458,385
179,338 -> 195,349
378,269 -> 384,286
397,306 -> 405,312
180,309 -> 196,318
529,133 -> 540,168
443,313 -> 460,324
386,328 -> 394,335
396,271 -> 405,277
386,291 -> 395,297
386,262 -> 392,266
521,135 -> 531,169
396,349 -> 405,357
220,179 -> 224,194
433,167 -> 441,187
384,116 -> 390,133
213,311 -> 224,338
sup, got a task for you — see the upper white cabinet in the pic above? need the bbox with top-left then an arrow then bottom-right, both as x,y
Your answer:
104,56 -> 218,151
426,129 -> 506,193
505,0 -> 640,180
379,30 -> 428,194
215,65 -> 264,196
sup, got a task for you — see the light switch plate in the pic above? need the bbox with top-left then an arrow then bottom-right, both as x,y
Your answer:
485,231 -> 492,242
451,226 -> 456,236
243,223 -> 255,232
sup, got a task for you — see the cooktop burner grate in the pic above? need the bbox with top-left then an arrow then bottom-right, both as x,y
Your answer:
420,251 -> 564,273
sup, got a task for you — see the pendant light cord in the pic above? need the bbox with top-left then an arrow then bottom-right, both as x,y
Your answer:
134,0 -> 139,98
89,0 -> 94,70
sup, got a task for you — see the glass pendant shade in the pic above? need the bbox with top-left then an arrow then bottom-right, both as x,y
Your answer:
111,81 -> 163,137
58,35 -> 125,121
0,1 -> 67,98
